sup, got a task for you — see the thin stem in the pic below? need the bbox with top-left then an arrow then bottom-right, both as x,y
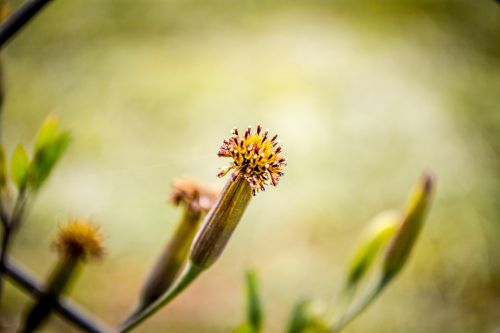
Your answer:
118,262 -> 203,333
4,257 -> 111,333
132,208 -> 201,316
0,0 -> 53,47
0,223 -> 10,303
327,284 -> 356,327
330,278 -> 389,333
10,187 -> 29,230
19,257 -> 80,333
0,188 -> 28,304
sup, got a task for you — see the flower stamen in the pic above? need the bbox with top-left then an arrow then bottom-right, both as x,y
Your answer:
217,126 -> 287,195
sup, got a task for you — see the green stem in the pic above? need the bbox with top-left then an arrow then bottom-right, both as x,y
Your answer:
129,208 -> 202,320
328,283 -> 356,326
0,188 -> 29,307
330,278 -> 389,333
20,256 -> 80,333
10,188 -> 30,230
118,262 -> 203,333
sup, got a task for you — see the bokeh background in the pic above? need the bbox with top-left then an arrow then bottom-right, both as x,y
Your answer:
1,0 -> 500,332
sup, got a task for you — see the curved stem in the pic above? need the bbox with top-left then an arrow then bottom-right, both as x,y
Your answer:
330,278 -> 389,333
118,262 -> 203,333
327,284 -> 355,327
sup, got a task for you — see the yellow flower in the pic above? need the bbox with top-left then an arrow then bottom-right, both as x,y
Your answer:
217,125 -> 287,195
52,219 -> 104,260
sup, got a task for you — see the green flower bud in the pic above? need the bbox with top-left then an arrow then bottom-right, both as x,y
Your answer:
382,171 -> 435,282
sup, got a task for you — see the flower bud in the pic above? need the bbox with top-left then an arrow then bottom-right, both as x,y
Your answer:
382,171 -> 435,282
20,220 -> 104,332
136,179 -> 217,311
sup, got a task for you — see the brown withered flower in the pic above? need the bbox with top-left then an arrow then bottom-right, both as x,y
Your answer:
131,179 -> 218,316
217,125 -> 287,195
168,178 -> 218,216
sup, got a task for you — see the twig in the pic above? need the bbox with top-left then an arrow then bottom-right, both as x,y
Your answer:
0,0 -> 53,47
4,258 -> 111,333
0,189 -> 28,306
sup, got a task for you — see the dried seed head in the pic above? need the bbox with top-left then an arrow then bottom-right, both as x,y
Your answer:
168,179 -> 218,215
52,219 -> 104,260
217,126 -> 287,195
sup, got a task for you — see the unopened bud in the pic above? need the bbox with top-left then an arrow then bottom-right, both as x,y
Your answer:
382,171 -> 435,282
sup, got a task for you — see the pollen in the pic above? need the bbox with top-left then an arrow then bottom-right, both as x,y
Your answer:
217,125 -> 287,195
52,219 -> 105,260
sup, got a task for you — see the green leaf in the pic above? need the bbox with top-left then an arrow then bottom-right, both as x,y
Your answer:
245,270 -> 262,332
347,211 -> 399,287
11,145 -> 30,189
29,131 -> 71,189
34,115 -> 60,152
286,300 -> 329,333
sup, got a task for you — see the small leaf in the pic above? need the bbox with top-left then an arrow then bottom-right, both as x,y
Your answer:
30,131 -> 71,189
347,211 -> 399,287
11,145 -> 30,189
245,270 -> 262,332
34,115 -> 59,152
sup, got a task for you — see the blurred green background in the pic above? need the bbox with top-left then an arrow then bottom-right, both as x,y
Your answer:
1,0 -> 499,332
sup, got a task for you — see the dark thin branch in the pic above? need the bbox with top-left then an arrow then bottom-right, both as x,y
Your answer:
4,258 -> 111,333
0,0 -> 53,47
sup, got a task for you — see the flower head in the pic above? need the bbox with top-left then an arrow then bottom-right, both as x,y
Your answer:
217,125 -> 287,195
52,219 -> 104,260
168,179 -> 218,215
